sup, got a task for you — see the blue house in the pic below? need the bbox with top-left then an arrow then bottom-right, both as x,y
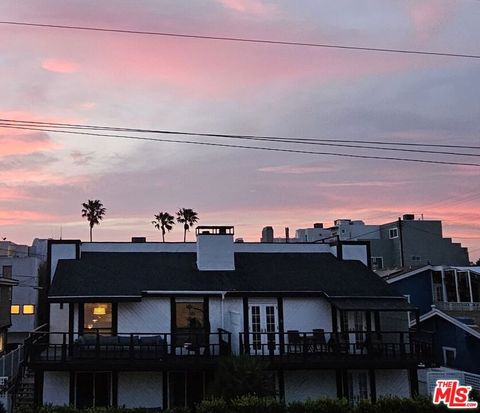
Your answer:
385,266 -> 480,375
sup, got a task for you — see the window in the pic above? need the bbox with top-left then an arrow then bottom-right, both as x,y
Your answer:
389,228 -> 399,239
370,257 -> 384,270
23,304 -> 35,315
443,347 -> 456,367
83,303 -> 112,335
1,266 -> 12,279
411,256 -> 421,262
175,300 -> 206,346
11,305 -> 20,315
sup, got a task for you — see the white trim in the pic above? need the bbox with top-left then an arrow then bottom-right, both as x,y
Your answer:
143,290 -> 226,295
442,346 -> 457,367
49,295 -> 141,299
411,308 -> 480,340
389,228 -> 399,239
385,265 -> 434,284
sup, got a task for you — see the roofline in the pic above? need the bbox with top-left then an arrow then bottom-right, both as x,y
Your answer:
385,265 -> 435,283
411,308 -> 480,340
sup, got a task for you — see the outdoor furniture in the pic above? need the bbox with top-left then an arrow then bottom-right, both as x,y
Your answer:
287,330 -> 302,353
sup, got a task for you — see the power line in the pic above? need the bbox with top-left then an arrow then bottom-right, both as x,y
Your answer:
2,123 -> 480,167
1,20 -> 480,60
4,118 -> 480,150
2,119 -> 479,157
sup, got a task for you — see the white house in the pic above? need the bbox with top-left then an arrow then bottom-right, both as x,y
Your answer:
26,227 -> 431,409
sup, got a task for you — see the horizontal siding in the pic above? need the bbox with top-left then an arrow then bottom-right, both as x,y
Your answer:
118,372 -> 163,408
284,370 -> 337,401
43,371 -> 70,406
283,298 -> 331,332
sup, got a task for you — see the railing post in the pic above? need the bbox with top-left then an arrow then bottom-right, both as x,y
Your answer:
228,332 -> 232,355
95,330 -> 100,359
129,333 -> 134,360
62,333 -> 67,361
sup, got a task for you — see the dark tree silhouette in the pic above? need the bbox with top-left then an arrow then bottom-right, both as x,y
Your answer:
152,212 -> 175,242
176,208 -> 199,242
81,200 -> 106,242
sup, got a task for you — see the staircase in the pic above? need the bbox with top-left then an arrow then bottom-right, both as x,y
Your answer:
13,369 -> 35,413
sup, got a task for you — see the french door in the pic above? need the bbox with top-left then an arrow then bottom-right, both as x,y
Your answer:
347,370 -> 370,403
248,303 -> 279,353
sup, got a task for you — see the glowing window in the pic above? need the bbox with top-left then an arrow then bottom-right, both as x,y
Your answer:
23,305 -> 35,315
84,303 -> 112,334
11,305 -> 20,315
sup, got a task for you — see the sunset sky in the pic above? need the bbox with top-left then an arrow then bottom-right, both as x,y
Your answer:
1,0 -> 479,260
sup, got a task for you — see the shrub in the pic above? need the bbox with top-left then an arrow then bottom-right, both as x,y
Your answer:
197,398 -> 229,413
230,395 -> 285,413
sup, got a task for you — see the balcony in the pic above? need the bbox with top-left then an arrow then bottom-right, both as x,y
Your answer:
239,330 -> 433,369
25,329 -> 232,370
434,301 -> 480,312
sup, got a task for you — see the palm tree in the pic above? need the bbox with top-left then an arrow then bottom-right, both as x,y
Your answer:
176,208 -> 199,242
152,212 -> 175,242
81,200 -> 106,242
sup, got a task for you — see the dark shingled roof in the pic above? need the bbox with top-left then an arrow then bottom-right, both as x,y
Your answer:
49,252 -> 403,302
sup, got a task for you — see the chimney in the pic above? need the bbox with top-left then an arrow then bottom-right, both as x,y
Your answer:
313,223 -> 323,229
261,226 -> 274,243
285,227 -> 290,243
196,226 -> 235,271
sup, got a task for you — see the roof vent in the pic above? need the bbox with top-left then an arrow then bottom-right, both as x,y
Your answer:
131,237 -> 146,243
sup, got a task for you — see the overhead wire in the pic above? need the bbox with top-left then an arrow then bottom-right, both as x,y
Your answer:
1,20 -> 480,60
1,123 -> 479,167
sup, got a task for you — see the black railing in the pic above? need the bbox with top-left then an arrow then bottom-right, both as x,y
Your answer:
239,330 -> 432,363
26,329 -> 231,363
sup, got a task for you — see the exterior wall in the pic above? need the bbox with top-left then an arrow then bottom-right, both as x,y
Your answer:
118,298 -> 170,334
50,243 -> 77,278
390,270 -> 433,315
283,298 -> 332,332
376,369 -> 410,398
43,371 -> 70,406
49,303 -> 70,344
284,370 -> 337,401
341,244 -> 368,266
0,285 -> 11,330
420,316 -> 480,375
3,256 -> 43,335
117,372 -> 163,409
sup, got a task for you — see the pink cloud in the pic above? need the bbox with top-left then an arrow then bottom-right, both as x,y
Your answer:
0,132 -> 58,156
216,0 -> 276,16
41,58 -> 79,73
0,209 -> 56,225
406,0 -> 454,42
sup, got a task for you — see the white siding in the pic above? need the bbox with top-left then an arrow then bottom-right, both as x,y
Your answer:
49,303 -> 69,344
284,370 -> 337,401
43,371 -> 70,406
283,298 -> 331,332
209,297 -> 223,331
341,245 -> 368,266
376,369 -> 410,398
117,372 -> 163,409
117,298 -> 170,334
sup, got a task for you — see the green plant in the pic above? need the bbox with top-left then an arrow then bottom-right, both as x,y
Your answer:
196,398 -> 229,413
210,355 -> 276,399
231,395 -> 285,413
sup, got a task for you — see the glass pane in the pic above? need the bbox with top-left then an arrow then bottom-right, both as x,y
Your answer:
76,373 -> 94,409
251,306 -> 261,350
94,372 -> 111,407
458,272 -> 470,302
84,303 -> 112,335
444,271 -> 457,302
176,302 -> 204,329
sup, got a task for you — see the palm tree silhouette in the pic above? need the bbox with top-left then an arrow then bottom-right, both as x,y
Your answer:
152,212 -> 175,242
81,200 -> 106,242
176,208 -> 199,242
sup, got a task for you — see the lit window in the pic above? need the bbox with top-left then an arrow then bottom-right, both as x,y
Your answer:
84,303 -> 112,334
0,333 -> 4,353
11,305 -> 20,315
23,305 -> 35,315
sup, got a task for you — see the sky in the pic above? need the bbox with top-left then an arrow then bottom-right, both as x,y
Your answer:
0,0 -> 479,260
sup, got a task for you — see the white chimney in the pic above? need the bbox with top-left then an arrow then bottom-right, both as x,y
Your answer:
196,226 -> 235,271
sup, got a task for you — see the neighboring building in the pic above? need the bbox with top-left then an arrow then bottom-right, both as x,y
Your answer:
0,239 -> 47,349
385,266 -> 480,375
262,215 -> 470,270
25,227 -> 432,409
261,223 -> 332,243
332,215 -> 469,270
0,264 -> 17,355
